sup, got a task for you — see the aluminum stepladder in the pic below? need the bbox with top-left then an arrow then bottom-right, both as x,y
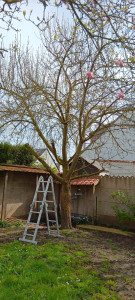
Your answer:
19,175 -> 60,244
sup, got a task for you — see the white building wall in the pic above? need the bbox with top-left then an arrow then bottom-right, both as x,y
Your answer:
35,149 -> 57,169
98,161 -> 135,177
83,113 -> 135,162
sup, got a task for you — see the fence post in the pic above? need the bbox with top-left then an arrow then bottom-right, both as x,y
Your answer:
34,174 -> 39,211
92,184 -> 95,225
1,172 -> 8,221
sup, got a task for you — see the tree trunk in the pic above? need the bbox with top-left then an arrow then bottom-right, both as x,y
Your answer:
61,181 -> 72,229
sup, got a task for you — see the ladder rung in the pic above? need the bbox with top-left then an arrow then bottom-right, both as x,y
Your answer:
28,222 -> 37,225
35,201 -> 43,203
46,200 -> 54,203
25,234 -> 34,237
31,211 -> 40,214
47,210 -> 55,212
19,238 -> 38,245
41,180 -> 48,183
47,191 -> 53,193
49,220 -> 56,222
37,191 -> 45,193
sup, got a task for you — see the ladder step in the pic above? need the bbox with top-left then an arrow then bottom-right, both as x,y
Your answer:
19,238 -> 38,245
45,233 -> 61,238
35,201 -> 43,203
31,211 -> 40,214
49,220 -> 56,222
47,210 -> 55,212
28,222 -> 37,225
46,200 -> 54,203
25,234 -> 34,237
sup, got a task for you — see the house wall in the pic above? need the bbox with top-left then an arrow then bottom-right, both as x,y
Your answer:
72,157 -> 99,176
0,171 -> 59,220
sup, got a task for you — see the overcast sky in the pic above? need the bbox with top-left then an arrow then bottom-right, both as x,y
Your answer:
1,0 -> 71,51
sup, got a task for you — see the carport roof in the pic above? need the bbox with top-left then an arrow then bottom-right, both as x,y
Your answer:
0,164 -> 49,174
71,178 -> 99,185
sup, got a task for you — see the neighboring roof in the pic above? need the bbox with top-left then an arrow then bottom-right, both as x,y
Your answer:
71,178 -> 99,186
0,164 -> 49,174
35,148 -> 46,156
79,155 -> 109,176
80,155 -> 106,170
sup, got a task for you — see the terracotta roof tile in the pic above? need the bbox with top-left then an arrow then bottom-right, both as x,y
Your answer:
71,178 -> 99,186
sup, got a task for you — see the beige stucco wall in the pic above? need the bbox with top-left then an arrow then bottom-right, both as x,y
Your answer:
1,171 -> 135,228
96,176 -> 135,226
0,172 -> 37,219
70,176 -> 135,228
0,171 -> 59,220
71,185 -> 93,216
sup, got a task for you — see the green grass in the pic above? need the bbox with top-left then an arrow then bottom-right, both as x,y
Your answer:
0,240 -> 119,300
0,221 -> 23,228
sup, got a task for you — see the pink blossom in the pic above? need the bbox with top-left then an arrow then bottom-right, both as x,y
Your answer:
87,72 -> 94,79
115,60 -> 124,67
126,10 -> 130,14
118,92 -> 124,99
106,17 -> 110,23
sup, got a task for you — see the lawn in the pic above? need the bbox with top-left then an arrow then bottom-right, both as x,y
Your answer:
0,228 -> 135,300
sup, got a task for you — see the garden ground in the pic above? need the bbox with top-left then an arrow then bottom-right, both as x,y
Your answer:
0,225 -> 135,299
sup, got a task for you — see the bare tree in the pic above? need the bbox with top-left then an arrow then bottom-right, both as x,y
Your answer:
0,20 -> 135,228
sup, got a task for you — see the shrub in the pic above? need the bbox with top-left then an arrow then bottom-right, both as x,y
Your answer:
0,143 -> 13,163
111,190 -> 135,224
0,143 -> 34,166
11,145 -> 34,165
